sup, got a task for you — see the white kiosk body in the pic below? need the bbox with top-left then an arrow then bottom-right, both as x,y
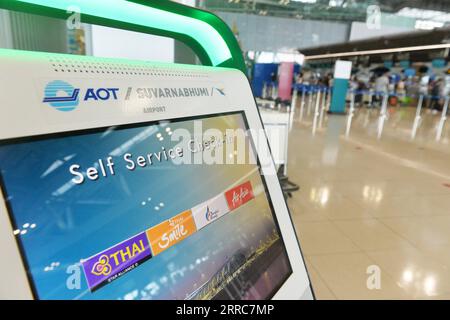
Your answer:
0,50 -> 313,300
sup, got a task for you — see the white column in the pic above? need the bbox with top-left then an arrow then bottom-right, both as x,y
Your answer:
0,9 -> 13,49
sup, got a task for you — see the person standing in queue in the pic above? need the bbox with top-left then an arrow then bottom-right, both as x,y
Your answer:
375,72 -> 389,107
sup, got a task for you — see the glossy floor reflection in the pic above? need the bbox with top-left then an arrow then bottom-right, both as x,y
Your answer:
287,103 -> 450,300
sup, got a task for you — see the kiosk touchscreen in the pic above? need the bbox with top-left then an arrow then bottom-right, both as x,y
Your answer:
0,50 -> 313,300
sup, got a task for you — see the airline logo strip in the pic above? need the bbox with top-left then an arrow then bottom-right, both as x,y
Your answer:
81,181 -> 255,292
146,210 -> 197,256
81,232 -> 152,292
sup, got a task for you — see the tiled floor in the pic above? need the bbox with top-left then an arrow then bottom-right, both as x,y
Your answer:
286,100 -> 450,300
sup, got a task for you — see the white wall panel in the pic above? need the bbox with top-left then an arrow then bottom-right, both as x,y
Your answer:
8,12 -> 67,53
90,25 -> 174,62
0,9 -> 13,49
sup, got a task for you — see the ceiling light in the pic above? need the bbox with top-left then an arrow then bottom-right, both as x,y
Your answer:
397,7 -> 450,23
304,43 -> 450,60
415,20 -> 444,30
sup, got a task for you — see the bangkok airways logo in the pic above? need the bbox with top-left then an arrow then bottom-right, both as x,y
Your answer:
43,80 -> 80,111
205,206 -> 219,221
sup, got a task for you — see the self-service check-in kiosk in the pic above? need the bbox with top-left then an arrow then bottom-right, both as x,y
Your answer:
0,0 -> 313,300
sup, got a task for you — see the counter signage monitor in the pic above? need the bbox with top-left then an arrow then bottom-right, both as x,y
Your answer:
0,50 -> 313,300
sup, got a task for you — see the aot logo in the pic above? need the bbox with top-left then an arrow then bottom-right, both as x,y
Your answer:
83,87 -> 119,102
43,80 -> 119,112
43,80 -> 80,111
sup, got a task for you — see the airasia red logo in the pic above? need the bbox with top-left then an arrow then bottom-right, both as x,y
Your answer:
225,181 -> 254,211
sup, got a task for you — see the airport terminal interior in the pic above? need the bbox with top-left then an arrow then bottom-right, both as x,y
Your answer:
1,0 -> 450,300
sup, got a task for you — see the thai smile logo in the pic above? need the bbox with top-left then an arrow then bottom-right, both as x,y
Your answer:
160,217 -> 189,249
146,210 -> 197,256
91,255 -> 112,276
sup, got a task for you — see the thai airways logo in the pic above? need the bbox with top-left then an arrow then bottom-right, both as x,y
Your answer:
146,210 -> 197,256
81,232 -> 151,291
43,80 -> 119,112
43,80 -> 80,111
205,206 -> 219,221
90,255 -> 112,276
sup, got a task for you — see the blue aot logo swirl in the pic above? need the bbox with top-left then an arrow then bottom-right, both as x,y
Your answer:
43,80 -> 80,111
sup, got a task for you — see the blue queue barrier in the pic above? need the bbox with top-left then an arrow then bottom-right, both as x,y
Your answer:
292,84 -> 449,141
292,83 -> 449,111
